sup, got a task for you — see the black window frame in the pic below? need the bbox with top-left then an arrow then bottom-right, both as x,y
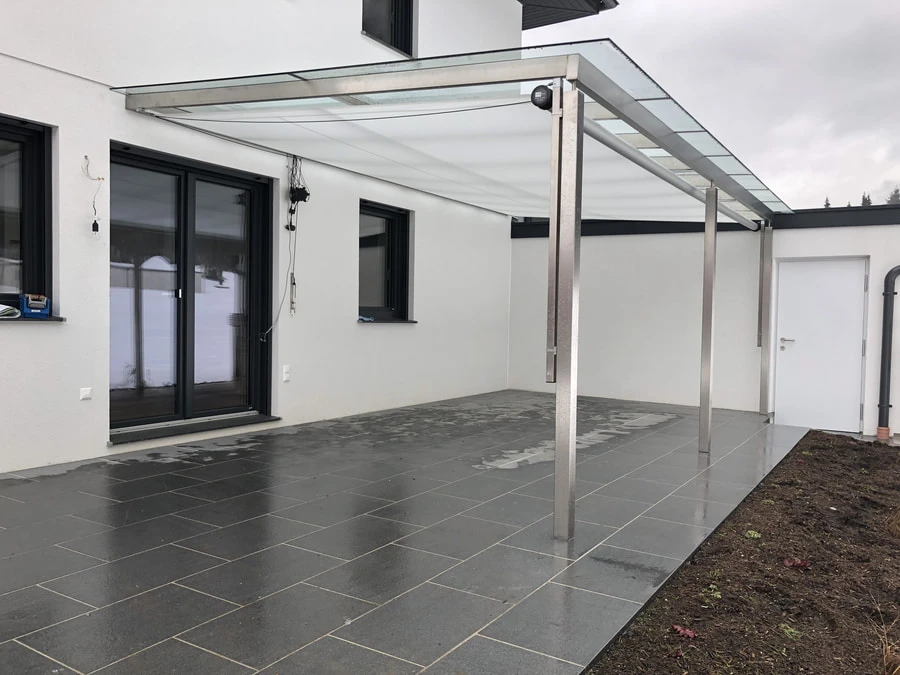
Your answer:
358,199 -> 410,322
362,0 -> 415,58
109,143 -> 273,428
0,114 -> 52,308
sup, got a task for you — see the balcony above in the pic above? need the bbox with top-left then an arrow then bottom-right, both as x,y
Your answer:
519,0 -> 620,30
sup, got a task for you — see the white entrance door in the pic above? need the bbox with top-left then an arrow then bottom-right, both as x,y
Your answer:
774,258 -> 867,431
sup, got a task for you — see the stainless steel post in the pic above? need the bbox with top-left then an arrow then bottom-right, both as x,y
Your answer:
699,186 -> 718,454
553,88 -> 584,541
758,223 -> 774,415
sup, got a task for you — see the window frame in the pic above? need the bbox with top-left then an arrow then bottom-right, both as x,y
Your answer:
0,114 -> 52,308
362,0 -> 415,58
358,199 -> 410,322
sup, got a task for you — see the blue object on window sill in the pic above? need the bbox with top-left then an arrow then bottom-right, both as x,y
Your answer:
358,316 -> 376,322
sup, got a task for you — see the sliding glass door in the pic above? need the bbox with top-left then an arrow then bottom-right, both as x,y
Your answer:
109,150 -> 270,427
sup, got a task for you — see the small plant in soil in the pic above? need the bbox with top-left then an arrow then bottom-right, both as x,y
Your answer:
745,529 -> 762,539
780,623 -> 802,640
762,498 -> 776,505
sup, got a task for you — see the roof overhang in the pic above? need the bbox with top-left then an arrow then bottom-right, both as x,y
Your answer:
115,40 -> 790,228
519,0 -> 620,30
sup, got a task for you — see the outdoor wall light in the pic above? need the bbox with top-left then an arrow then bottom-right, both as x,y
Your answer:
531,85 -> 554,111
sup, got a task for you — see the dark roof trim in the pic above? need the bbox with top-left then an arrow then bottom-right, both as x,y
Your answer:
511,219 -> 749,238
773,204 -> 900,229
519,0 -> 619,30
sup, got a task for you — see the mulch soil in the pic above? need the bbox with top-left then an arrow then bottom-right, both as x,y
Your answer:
588,431 -> 900,674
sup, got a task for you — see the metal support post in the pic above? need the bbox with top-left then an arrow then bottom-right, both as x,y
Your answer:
553,88 -> 584,541
758,223 -> 774,415
699,186 -> 718,454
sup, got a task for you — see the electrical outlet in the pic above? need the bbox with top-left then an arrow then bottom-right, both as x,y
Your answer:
79,387 -> 92,401
282,365 -> 291,383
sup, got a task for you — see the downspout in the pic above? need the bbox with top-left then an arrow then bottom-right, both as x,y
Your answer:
876,265 -> 900,441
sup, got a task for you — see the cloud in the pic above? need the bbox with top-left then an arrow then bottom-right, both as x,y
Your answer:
525,0 -> 900,209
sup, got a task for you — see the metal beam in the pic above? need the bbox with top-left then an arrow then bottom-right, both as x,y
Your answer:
125,56 -> 572,111
758,223 -> 774,415
546,80 -> 564,384
573,56 -> 783,223
582,117 -> 759,231
699,186 -> 718,454
553,88 -> 584,541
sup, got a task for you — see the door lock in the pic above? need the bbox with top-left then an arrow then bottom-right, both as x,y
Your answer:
780,338 -> 795,343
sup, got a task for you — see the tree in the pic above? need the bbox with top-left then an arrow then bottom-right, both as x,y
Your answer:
887,187 -> 900,205
847,202 -> 852,207
824,196 -> 831,208
862,193 -> 873,207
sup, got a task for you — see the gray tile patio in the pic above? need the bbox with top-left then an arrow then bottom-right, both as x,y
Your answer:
0,390 -> 806,673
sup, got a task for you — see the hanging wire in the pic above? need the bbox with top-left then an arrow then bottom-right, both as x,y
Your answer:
153,100 -> 530,125
82,155 -> 105,235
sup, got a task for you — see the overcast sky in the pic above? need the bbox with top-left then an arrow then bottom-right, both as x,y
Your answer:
525,0 -> 900,210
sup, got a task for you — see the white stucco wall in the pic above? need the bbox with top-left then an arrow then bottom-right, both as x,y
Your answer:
0,0 -> 522,86
0,0 -> 519,473
771,224 -> 900,436
509,231 -> 763,412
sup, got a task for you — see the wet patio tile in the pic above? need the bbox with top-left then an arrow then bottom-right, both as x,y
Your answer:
0,515 -> 112,559
0,585 -> 91,642
434,474 -> 521,502
423,635 -> 581,674
258,635 -> 419,674
61,515 -> 214,561
396,515 -> 519,560
574,493 -> 651,527
94,638 -> 252,674
643,495 -> 736,529
177,514 -> 318,561
289,515 -> 421,560
370,493 -> 480,527
0,545 -> 99,595
0,640 -> 77,673
74,492 -> 208,528
604,516 -> 711,559
464,493 -> 553,528
349,475 -> 447,501
501,517 -> 617,560
262,474 -> 369,501
176,491 -> 301,527
592,477 -> 674,503
275,493 -> 392,527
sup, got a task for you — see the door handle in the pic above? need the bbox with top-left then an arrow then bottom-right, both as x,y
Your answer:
780,337 -> 795,343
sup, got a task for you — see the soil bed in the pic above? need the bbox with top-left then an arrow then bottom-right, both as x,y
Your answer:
589,431 -> 900,674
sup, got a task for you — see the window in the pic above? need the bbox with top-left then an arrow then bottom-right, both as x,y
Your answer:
0,114 -> 51,307
362,0 -> 414,57
359,200 -> 410,322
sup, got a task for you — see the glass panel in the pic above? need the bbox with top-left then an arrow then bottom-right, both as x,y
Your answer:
359,213 -> 388,308
640,99 -> 702,132
109,164 -> 179,424
362,0 -> 393,47
730,174 -> 766,191
0,139 -> 22,294
709,156 -> 750,175
749,189 -> 780,203
193,181 -> 251,413
677,132 -> 728,157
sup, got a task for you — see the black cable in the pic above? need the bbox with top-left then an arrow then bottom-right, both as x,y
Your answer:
155,100 -> 530,125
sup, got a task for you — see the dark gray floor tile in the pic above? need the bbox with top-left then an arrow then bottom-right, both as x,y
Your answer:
174,458 -> 269,482
333,459 -> 421,481
370,493 -> 480,527
290,515 -> 420,560
630,462 -> 704,485
434,474 -> 520,502
96,456 -> 204,482
94,473 -> 205,502
0,545 -> 99,595
349,475 -> 447,501
435,544 -> 569,603
575,493 -> 651,526
574,460 -> 639,485
479,461 -> 555,484
0,492 -> 118,528
556,544 -> 682,603
20,584 -> 234,673
512,477 -> 602,501
61,515 -> 214,561
308,544 -> 455,604
43,545 -> 222,607
74,492 -> 208,528
178,515 -> 317,561
258,636 -> 418,674
0,469 -> 120,501
336,582 -> 504,666
0,586 -> 91,642
604,516 -> 711,559
643,495 -> 736,529
180,544 -> 340,605
176,491 -> 301,527
181,584 -> 373,669
464,493 -> 552,528
423,635 -> 581,674
396,515 -> 519,560
482,582 -> 639,665
405,458 -> 491,482
592,477 -> 674,503
502,517 -> 617,560
275,493 -> 392,527
262,474 -> 369,501
0,516 -> 111,559
175,473 -> 289,502
700,463 -> 768,487
0,640 -> 77,673
674,476 -> 754,505
94,638 -> 252,674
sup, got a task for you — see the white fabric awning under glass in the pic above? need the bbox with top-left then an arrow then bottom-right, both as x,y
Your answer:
116,40 -> 790,224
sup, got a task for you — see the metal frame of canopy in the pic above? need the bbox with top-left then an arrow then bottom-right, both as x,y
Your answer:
121,43 -> 783,541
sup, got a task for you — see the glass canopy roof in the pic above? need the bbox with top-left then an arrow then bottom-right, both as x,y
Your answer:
115,40 -> 791,224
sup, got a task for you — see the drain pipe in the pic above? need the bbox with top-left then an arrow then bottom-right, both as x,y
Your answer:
877,265 -> 900,441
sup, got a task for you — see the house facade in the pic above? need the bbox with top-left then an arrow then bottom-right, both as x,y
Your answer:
1,0 -> 898,476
